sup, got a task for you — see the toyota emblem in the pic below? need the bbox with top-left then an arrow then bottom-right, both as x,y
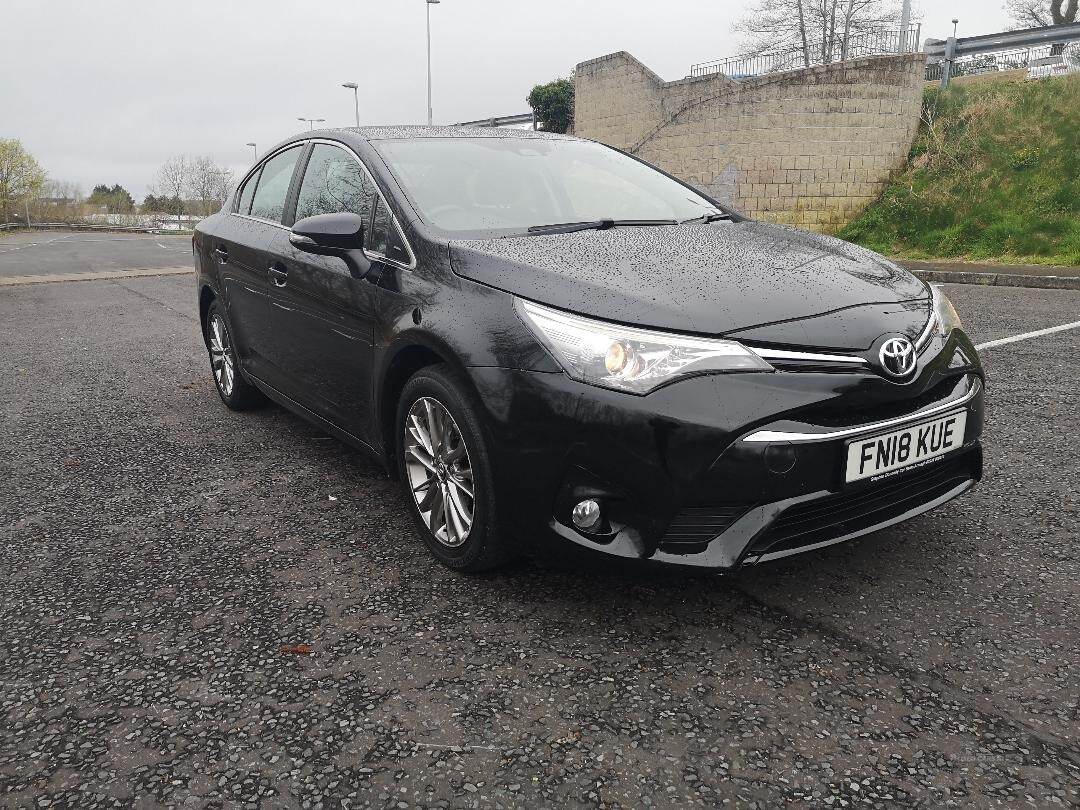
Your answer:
879,337 -> 917,378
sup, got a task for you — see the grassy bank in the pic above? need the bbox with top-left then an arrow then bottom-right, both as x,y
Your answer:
840,74 -> 1080,266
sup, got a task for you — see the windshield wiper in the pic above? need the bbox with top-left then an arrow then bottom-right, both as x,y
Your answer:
679,211 -> 732,224
527,218 -> 678,235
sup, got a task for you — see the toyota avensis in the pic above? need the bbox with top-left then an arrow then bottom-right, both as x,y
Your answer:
194,126 -> 984,573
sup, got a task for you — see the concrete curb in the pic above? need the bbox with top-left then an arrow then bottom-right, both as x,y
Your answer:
909,269 -> 1080,291
0,267 -> 194,287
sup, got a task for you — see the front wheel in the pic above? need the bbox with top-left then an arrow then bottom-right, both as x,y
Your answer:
396,366 -> 510,572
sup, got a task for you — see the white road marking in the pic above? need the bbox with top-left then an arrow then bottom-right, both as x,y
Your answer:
1,235 -> 183,253
0,236 -> 68,254
976,320 -> 1080,351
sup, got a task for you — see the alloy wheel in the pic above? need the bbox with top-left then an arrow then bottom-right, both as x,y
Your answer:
403,397 -> 475,548
208,313 -> 236,397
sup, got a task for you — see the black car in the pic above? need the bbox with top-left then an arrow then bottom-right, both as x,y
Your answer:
194,126 -> 984,573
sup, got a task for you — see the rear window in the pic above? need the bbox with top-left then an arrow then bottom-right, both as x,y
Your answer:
235,171 -> 258,215
249,146 -> 302,223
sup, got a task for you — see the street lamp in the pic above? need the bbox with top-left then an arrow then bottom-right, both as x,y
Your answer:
297,117 -> 326,130
426,0 -> 440,126
245,142 -> 257,160
899,0 -> 911,52
342,82 -> 360,127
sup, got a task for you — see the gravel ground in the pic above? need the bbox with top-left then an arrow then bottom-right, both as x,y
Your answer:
1,276 -> 1078,808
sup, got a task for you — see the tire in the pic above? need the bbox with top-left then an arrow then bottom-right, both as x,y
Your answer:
204,299 -> 265,411
396,365 -> 510,572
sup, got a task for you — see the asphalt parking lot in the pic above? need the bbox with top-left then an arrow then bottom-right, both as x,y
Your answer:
1,238 -> 1079,807
0,230 -> 191,279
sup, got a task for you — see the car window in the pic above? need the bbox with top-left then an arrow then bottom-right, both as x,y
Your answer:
294,144 -> 376,222
236,170 -> 258,215
249,146 -> 302,223
384,220 -> 411,265
367,197 -> 391,256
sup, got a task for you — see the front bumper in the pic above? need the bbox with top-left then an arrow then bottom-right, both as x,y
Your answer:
467,330 -> 985,571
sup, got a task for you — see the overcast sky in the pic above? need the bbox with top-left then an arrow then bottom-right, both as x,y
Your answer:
2,0 -> 1010,199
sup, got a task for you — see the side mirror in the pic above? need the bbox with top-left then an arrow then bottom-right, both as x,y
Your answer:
289,212 -> 365,254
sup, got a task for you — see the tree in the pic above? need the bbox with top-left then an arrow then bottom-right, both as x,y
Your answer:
0,139 -> 47,222
150,155 -> 231,225
43,179 -> 82,203
527,77 -> 575,134
87,183 -> 135,213
735,0 -> 901,69
152,155 -> 193,228
1006,0 -> 1078,27
188,156 -> 233,217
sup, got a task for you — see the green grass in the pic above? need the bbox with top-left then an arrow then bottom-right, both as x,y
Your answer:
839,74 -> 1080,266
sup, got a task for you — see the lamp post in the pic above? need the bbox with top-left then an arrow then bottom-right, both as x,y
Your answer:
899,0 -> 911,52
297,117 -> 325,130
245,142 -> 257,160
342,82 -> 360,127
426,0 -> 440,126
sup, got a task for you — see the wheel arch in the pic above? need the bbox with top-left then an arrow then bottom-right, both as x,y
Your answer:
377,334 -> 479,475
198,284 -> 217,344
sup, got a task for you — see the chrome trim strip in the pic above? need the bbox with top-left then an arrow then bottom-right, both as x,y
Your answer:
751,347 -> 867,364
915,312 -> 937,351
740,377 -> 981,443
747,479 -> 975,564
231,213 -> 290,231
915,289 -> 939,351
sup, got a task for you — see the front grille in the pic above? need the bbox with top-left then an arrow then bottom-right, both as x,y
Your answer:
748,452 -> 978,559
809,376 -> 975,428
659,505 -> 752,555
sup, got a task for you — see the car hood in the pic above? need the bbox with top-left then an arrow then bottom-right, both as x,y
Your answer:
449,221 -> 930,351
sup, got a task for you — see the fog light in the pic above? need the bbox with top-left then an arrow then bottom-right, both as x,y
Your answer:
571,499 -> 602,530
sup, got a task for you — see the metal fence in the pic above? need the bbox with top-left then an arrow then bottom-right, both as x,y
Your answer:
925,43 -> 1080,81
690,26 -> 921,79
0,221 -> 194,235
926,22 -> 1080,86
453,112 -> 538,129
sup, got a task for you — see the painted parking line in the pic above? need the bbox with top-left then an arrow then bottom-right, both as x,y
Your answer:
976,320 -> 1080,351
0,236 -> 69,254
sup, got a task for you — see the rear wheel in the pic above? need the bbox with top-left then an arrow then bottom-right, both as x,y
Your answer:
205,299 -> 264,410
396,366 -> 510,572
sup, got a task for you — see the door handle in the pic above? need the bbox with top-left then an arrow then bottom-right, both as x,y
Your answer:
213,245 -> 229,263
268,263 -> 289,287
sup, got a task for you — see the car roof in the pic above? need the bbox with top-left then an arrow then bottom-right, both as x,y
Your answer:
319,125 -> 580,142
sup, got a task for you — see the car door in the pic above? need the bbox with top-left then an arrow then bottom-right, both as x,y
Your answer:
216,145 -> 303,381
263,142 -> 384,438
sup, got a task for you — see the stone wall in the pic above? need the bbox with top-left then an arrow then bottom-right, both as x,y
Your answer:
573,51 -> 927,232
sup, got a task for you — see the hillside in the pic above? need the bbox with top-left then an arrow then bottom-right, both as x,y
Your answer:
840,74 -> 1080,266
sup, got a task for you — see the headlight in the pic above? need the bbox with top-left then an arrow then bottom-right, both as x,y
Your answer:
931,285 -> 963,336
515,299 -> 773,394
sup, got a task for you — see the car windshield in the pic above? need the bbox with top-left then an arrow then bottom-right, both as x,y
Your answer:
372,137 -> 722,236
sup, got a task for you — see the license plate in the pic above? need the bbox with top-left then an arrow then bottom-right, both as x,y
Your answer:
845,410 -> 967,483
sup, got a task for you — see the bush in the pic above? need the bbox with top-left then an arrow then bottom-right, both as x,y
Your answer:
840,74 -> 1080,265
